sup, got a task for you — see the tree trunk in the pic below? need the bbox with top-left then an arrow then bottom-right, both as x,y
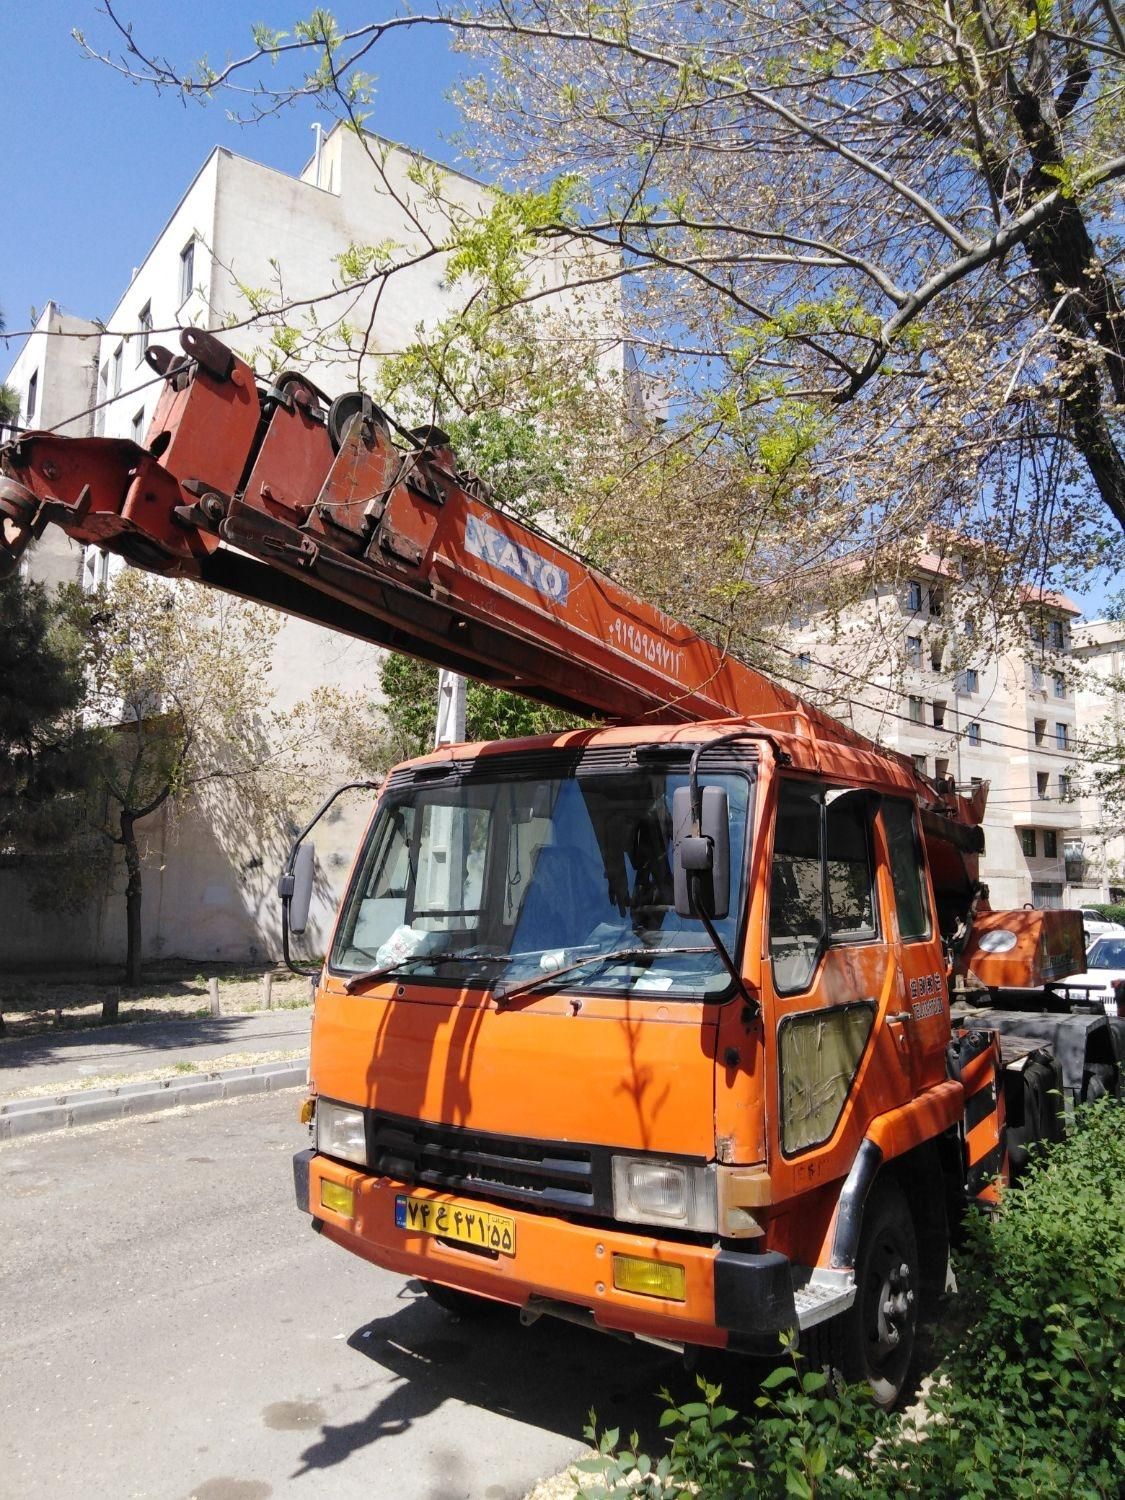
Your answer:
118,809 -> 144,1001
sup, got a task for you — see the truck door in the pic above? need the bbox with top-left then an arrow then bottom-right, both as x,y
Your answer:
878,797 -> 949,1092
765,779 -> 907,1195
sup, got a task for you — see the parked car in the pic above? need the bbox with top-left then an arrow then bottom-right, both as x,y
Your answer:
1079,909 -> 1125,946
1054,934 -> 1125,1016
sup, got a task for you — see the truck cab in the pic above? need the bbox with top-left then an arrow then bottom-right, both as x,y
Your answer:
295,720 -> 967,1403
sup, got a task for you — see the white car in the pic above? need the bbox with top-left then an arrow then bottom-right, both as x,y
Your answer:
1054,934 -> 1125,1016
1080,908 -> 1125,944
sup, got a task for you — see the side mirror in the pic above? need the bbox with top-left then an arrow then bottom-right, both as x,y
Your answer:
279,841 -> 317,936
673,785 -> 730,920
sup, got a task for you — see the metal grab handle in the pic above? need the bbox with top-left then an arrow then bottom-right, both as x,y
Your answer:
887,1011 -> 913,1024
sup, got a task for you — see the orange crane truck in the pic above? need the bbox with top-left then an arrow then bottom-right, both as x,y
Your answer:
3,329 -> 1121,1406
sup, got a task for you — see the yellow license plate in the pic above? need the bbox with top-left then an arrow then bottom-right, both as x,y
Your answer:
394,1194 -> 516,1256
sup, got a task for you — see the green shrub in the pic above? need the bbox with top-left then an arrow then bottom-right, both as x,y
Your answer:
1085,903 -> 1125,925
579,1101 -> 1125,1498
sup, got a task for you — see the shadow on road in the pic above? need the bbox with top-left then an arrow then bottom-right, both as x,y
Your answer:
291,1280 -> 764,1481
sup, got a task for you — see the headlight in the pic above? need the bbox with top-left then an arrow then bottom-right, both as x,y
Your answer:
611,1156 -> 717,1233
316,1100 -> 367,1167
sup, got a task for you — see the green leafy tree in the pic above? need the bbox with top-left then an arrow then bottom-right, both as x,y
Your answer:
0,304 -> 20,423
0,574 -> 89,1034
58,570 -> 327,998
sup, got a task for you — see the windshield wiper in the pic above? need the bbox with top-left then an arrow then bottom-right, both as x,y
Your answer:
344,949 -> 513,993
492,946 -> 711,1007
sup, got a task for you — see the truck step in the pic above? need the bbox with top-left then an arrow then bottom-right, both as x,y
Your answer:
792,1267 -> 856,1329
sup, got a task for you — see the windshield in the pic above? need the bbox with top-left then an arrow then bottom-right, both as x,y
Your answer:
330,760 -> 753,999
1088,938 -> 1125,969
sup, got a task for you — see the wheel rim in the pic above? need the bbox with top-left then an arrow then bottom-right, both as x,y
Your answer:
860,1231 -> 916,1387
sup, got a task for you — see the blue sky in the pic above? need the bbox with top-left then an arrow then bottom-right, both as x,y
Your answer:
0,2 -> 464,333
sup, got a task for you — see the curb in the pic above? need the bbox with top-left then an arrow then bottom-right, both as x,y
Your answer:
0,1058 -> 309,1140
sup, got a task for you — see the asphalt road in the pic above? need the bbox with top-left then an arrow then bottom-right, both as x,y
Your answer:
0,1091 -> 691,1500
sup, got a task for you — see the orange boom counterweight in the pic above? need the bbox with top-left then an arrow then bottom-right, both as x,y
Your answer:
4,330 -> 1118,1404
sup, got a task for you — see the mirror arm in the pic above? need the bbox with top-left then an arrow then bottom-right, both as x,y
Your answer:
694,898 -> 759,1018
688,730 -> 771,831
280,779 -> 382,979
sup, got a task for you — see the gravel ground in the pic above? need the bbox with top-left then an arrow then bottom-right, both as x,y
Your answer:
1,1046 -> 307,1101
0,963 -> 311,1040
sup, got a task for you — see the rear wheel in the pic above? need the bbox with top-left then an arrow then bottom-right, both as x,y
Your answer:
806,1181 -> 919,1409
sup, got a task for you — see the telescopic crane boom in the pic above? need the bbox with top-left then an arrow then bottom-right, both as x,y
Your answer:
1,329 -> 981,858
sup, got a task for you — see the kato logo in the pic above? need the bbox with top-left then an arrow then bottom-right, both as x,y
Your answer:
465,515 -> 570,605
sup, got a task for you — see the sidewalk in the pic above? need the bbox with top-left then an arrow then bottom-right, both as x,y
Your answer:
0,1008 -> 312,1139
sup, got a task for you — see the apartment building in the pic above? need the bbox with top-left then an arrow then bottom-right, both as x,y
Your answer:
1069,619 -> 1125,904
3,302 -> 101,590
786,555 -> 1082,909
2,124 -> 619,966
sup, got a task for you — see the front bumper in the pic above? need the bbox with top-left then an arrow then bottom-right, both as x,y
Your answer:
294,1148 -> 797,1352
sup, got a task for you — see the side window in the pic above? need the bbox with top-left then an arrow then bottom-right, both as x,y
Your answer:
770,783 -> 878,992
769,782 -> 824,993
825,793 -> 876,940
882,799 -> 931,942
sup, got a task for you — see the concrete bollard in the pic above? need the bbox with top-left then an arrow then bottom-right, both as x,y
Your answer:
208,976 -> 220,1016
262,971 -> 273,1010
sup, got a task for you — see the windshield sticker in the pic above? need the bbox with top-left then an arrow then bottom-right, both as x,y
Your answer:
465,515 -> 570,605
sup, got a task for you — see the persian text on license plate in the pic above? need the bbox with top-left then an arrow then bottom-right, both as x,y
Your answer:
394,1194 -> 516,1256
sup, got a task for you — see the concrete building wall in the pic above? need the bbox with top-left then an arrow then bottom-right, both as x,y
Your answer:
4,302 -> 101,590
787,561 -> 1082,910
3,126 -> 621,968
1070,620 -> 1125,903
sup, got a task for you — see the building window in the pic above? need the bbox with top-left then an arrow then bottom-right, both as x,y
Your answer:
1034,718 -> 1046,745
907,580 -> 922,612
930,639 -> 943,671
25,369 -> 38,422
1031,880 -> 1062,909
1052,671 -> 1066,698
932,700 -> 946,728
131,408 -> 145,443
1031,665 -> 1044,691
963,617 -> 976,639
137,302 -> 152,363
908,696 -> 924,723
1036,771 -> 1049,799
796,651 -> 811,668
1055,722 -> 1069,750
1048,619 -> 1065,650
935,757 -> 950,784
928,588 -> 944,618
179,239 -> 195,304
1059,773 -> 1072,800
1043,830 -> 1058,858
967,722 -> 981,746
906,635 -> 923,669
111,342 -> 123,396
1019,828 -> 1036,858
960,668 -> 979,694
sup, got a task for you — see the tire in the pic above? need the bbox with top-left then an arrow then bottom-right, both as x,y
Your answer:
421,1281 -> 502,1319
807,1181 -> 919,1409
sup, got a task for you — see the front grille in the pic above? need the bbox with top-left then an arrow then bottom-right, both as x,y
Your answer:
367,1110 -> 611,1215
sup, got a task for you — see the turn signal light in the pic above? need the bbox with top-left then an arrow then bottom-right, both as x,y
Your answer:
612,1253 -> 686,1302
299,1097 -> 316,1125
320,1181 -> 355,1218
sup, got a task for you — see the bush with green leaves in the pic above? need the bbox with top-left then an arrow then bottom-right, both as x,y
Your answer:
1085,904 -> 1125,926
579,1099 -> 1125,1498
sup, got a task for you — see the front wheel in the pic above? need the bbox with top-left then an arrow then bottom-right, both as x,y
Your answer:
807,1180 -> 919,1409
